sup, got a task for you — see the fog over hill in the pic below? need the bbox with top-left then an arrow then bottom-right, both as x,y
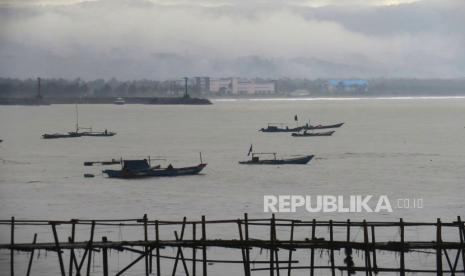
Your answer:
0,0 -> 464,80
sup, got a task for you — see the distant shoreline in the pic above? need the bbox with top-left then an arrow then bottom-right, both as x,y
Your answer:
1,95 -> 464,105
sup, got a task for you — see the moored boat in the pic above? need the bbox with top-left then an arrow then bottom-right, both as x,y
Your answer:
42,105 -> 116,139
239,147 -> 314,165
114,97 -> 126,105
103,159 -> 207,179
42,132 -> 81,139
291,130 -> 335,137
80,130 -> 116,137
303,122 -> 344,130
260,122 -> 344,132
259,124 -> 304,132
239,154 -> 313,165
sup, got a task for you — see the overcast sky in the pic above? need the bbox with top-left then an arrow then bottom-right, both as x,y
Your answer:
1,0 -> 464,79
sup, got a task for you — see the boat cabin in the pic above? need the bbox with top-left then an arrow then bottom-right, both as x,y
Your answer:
251,153 -> 277,161
122,159 -> 150,171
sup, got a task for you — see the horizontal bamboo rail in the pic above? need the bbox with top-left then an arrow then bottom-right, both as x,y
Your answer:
0,214 -> 464,275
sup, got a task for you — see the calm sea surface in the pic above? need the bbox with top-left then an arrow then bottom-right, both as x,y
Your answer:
1,98 -> 464,275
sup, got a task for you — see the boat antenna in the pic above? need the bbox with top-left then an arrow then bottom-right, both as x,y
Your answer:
199,152 -> 203,164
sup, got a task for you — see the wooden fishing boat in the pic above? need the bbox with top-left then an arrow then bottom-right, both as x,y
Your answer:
291,130 -> 335,137
239,152 -> 314,165
304,122 -> 344,130
102,159 -> 206,179
79,130 -> 116,137
260,122 -> 344,132
42,132 -> 81,139
42,105 -> 116,139
259,123 -> 304,132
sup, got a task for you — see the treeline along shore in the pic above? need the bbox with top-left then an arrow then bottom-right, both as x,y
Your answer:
0,97 -> 212,105
1,77 -> 465,104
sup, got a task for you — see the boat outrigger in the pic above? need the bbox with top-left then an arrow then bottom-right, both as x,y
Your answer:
84,158 -> 122,166
291,130 -> 335,137
102,154 -> 207,178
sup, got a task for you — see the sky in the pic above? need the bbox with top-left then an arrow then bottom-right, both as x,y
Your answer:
0,0 -> 464,80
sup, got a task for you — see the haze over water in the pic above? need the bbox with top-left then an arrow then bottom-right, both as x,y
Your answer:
0,98 -> 464,274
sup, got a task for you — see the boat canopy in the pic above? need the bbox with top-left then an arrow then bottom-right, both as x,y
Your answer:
122,160 -> 150,171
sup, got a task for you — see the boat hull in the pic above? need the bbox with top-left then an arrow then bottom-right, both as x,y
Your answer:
42,132 -> 81,139
103,164 -> 207,179
260,127 -> 304,133
260,123 -> 343,132
291,131 -> 335,137
239,155 -> 313,165
80,132 -> 116,137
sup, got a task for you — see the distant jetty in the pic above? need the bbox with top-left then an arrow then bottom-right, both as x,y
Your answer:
0,77 -> 212,105
148,77 -> 211,105
150,95 -> 211,105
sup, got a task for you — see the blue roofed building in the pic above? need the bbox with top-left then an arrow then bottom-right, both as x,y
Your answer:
327,79 -> 368,93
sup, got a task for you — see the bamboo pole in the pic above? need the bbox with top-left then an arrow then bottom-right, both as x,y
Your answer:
457,216 -> 465,276
172,217 -> 189,276
244,213 -> 251,276
102,237 -> 109,276
192,223 -> 197,276
329,220 -> 335,276
155,220 -> 161,276
346,219 -> 352,276
202,215 -> 207,276
310,219 -> 316,276
51,223 -> 66,276
270,214 -> 275,276
363,220 -> 372,276
400,218 -> 405,276
143,214 -> 149,276
86,220 -> 96,276
69,220 -> 76,276
437,218 -> 443,276
371,225 -> 378,273
287,221 -> 295,276
237,219 -> 248,275
10,216 -> 14,276
26,233 -> 37,276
